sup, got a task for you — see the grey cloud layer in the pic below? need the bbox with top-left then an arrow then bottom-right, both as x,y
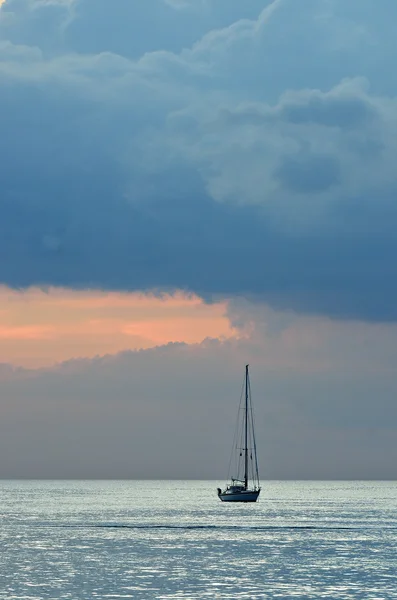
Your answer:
1,320 -> 397,479
1,0 -> 397,320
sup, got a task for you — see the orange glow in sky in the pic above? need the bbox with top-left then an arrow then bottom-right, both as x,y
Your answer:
0,287 -> 237,368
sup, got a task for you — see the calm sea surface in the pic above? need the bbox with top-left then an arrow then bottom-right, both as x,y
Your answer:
1,480 -> 396,599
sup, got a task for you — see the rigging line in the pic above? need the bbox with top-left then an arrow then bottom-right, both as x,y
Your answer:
235,372 -> 247,483
237,376 -> 246,482
248,371 -> 260,485
225,377 -> 245,486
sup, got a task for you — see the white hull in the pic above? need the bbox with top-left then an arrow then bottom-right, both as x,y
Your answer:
218,489 -> 260,503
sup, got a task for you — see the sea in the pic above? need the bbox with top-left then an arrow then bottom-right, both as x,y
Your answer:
1,480 -> 396,599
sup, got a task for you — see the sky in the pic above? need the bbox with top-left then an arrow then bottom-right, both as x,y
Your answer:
1,0 -> 397,479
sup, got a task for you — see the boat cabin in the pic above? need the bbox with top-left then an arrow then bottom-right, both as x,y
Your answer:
226,485 -> 245,494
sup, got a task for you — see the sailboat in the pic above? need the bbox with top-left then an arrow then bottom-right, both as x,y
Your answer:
217,365 -> 261,503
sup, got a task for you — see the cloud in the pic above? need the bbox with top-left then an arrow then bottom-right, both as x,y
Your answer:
0,287 -> 235,367
0,0 -> 274,58
1,304 -> 397,479
0,324 -> 53,339
1,0 -> 397,320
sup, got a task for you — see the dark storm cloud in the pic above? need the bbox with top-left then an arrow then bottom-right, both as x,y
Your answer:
280,88 -> 377,129
0,0 -> 274,58
1,0 -> 397,320
275,154 -> 341,194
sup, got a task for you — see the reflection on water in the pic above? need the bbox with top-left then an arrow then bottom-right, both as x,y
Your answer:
1,480 -> 397,599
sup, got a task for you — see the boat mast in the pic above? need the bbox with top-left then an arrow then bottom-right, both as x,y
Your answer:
244,364 -> 249,490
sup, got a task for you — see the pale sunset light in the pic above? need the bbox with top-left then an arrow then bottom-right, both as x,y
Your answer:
0,286 -> 237,367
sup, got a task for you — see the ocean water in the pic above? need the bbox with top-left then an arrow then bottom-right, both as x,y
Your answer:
1,481 -> 396,599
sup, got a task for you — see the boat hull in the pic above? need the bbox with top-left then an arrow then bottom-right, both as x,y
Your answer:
218,489 -> 260,503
